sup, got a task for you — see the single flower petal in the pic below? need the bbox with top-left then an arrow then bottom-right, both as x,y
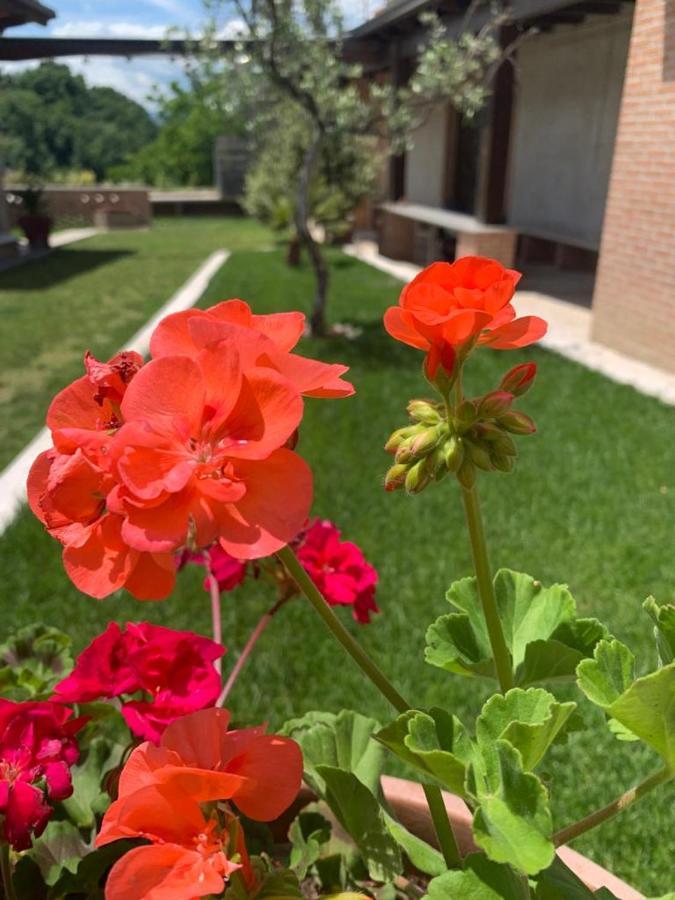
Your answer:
479,315 -> 548,349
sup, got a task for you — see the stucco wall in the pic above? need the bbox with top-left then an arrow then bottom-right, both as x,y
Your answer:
404,104 -> 449,206
508,11 -> 632,245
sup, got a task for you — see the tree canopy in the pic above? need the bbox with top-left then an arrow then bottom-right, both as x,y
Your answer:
0,61 -> 157,181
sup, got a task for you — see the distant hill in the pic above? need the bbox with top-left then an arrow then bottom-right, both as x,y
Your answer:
0,61 -> 157,181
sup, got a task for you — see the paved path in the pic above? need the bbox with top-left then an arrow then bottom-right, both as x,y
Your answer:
0,249 -> 229,535
344,241 -> 675,407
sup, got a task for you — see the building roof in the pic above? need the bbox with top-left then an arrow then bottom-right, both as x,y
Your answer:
0,0 -> 54,32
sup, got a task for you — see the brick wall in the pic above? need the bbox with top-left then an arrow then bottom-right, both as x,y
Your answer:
6,187 -> 152,228
591,0 -> 675,373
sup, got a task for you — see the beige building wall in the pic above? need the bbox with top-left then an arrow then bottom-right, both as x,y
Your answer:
508,10 -> 632,246
404,103 -> 450,206
592,0 -> 675,373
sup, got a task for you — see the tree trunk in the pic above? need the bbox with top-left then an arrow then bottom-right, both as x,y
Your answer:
294,133 -> 329,337
286,235 -> 301,267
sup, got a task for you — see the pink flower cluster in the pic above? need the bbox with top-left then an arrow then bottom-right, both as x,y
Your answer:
55,622 -> 225,743
0,700 -> 83,850
199,519 -> 380,625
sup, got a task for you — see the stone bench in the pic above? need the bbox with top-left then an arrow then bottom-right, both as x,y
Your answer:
377,201 -> 518,269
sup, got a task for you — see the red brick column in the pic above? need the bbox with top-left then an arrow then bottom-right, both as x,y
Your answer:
591,0 -> 675,374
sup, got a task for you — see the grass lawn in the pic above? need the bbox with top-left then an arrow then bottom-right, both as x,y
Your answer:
1,224 -> 674,892
0,216 -> 272,469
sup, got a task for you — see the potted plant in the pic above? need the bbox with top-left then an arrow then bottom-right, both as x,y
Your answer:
0,263 -> 671,898
16,185 -> 52,249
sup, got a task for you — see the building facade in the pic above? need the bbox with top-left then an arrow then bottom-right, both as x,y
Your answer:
357,0 -> 674,374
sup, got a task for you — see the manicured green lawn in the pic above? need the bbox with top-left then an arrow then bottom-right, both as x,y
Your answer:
1,229 -> 674,891
0,217 -> 272,469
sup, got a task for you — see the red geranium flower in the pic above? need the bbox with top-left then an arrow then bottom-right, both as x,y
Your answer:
27,352 -> 178,600
297,519 -> 380,624
0,700 -> 83,850
55,623 -> 225,743
110,340 -> 312,559
384,257 -> 547,371
97,708 -> 303,899
150,299 -> 354,399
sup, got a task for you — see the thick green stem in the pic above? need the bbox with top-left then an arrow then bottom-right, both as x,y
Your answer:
459,485 -> 514,693
553,766 -> 672,847
0,843 -> 16,900
276,544 -> 462,869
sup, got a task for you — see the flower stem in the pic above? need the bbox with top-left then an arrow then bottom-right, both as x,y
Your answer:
217,596 -> 289,707
459,485 -> 514,693
553,765 -> 672,847
276,544 -> 462,869
0,843 -> 16,900
204,552 -> 223,675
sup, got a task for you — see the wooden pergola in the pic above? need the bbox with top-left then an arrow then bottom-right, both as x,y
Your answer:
0,0 -> 54,33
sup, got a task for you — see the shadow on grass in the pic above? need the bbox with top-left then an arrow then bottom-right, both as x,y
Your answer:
0,248 -> 135,291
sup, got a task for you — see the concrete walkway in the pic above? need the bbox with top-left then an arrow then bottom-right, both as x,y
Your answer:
0,248 -> 229,535
344,241 -> 675,407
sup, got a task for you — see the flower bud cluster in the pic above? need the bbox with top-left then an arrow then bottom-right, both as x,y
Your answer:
384,362 -> 537,494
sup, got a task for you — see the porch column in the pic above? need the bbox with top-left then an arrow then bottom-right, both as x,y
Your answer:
474,27 -> 517,224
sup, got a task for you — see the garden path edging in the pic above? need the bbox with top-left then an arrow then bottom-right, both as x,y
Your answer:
0,248 -> 229,536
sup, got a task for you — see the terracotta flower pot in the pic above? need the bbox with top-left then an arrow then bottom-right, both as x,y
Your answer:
18,213 -> 52,249
278,776 -> 644,899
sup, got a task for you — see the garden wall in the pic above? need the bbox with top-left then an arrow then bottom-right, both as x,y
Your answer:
6,187 -> 152,229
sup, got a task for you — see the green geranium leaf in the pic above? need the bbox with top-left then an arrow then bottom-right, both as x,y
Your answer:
316,765 -> 402,883
517,618 -> 610,687
30,820 -> 89,886
607,665 -> 675,767
425,611 -> 495,678
533,856 -> 596,898
426,852 -> 530,899
62,735 -> 125,828
289,810 -> 332,880
382,812 -> 445,876
643,596 -> 675,665
577,640 -> 635,707
578,641 -> 675,765
0,623 -> 73,700
469,740 -> 554,875
476,688 -> 577,771
281,710 -> 383,795
426,571 -> 602,686
226,863 -> 303,899
375,707 -> 472,795
48,841 -> 135,898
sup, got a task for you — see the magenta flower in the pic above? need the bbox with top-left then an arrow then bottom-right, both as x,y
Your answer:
55,623 -> 225,743
297,520 -> 380,624
0,700 -> 83,850
180,547 -> 248,594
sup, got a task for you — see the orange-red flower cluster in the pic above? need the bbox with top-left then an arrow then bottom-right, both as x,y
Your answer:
97,707 -> 302,900
384,257 -> 547,378
28,300 -> 353,601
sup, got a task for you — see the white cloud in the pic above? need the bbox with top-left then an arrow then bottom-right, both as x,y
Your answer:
51,21 -> 170,38
63,55 -> 183,107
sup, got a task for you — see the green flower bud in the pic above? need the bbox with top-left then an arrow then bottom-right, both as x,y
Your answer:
465,440 -> 493,471
407,399 -> 441,424
490,452 -> 515,473
453,399 -> 477,433
478,390 -> 514,419
405,458 -> 432,494
395,437 -> 417,464
384,463 -> 408,492
456,457 -> 476,490
384,425 -> 418,454
409,423 -> 447,458
430,446 -> 449,480
443,435 -> 464,472
498,410 -> 537,435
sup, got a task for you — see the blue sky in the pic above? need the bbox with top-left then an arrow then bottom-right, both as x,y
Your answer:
4,0 -> 374,109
